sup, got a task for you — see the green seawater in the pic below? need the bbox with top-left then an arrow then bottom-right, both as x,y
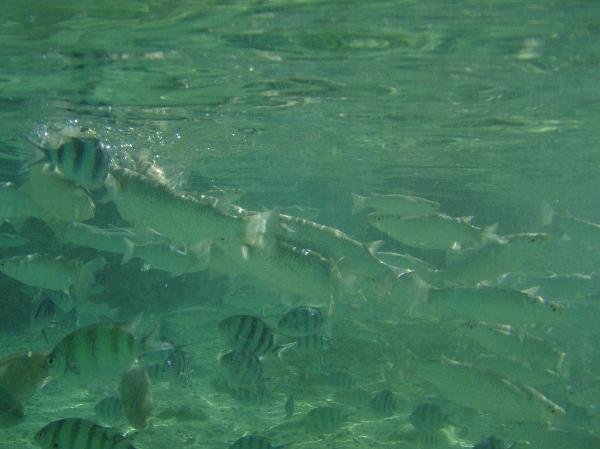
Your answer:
1,1 -> 600,448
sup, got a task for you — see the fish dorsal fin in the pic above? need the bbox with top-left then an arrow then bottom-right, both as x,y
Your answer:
521,286 -> 540,297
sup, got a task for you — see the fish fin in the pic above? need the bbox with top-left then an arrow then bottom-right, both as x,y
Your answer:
481,223 -> 500,243
450,241 -> 462,251
189,241 -> 211,270
351,193 -> 366,214
120,239 -> 135,265
539,200 -> 556,227
366,240 -> 384,255
73,257 -> 106,301
245,209 -> 279,250
521,286 -> 540,296
140,325 -> 173,354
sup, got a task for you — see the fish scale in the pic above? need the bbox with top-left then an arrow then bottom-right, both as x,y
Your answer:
219,315 -> 275,356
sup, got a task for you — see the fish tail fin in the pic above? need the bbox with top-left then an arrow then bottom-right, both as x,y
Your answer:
73,257 -> 106,301
351,193 -> 365,214
120,238 -> 135,265
540,200 -> 556,227
481,223 -> 501,244
189,240 -> 211,271
245,209 -> 279,250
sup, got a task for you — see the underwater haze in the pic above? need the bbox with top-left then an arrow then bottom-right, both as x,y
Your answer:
1,1 -> 600,449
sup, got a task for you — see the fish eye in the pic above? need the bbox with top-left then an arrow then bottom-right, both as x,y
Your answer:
47,356 -> 55,366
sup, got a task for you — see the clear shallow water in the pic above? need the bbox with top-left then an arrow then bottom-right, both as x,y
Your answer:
1,1 -> 600,448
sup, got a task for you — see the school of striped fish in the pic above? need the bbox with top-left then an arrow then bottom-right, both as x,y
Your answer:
1,126 -> 600,449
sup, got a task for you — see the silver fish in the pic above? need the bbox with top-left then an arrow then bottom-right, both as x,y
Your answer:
352,192 -> 439,216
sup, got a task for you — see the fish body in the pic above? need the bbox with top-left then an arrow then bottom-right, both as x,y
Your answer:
472,436 -> 514,449
0,182 -> 45,225
220,350 -> 263,390
20,165 -> 95,222
284,394 -> 294,418
34,418 -> 135,449
34,137 -> 110,190
219,314 -> 276,356
327,370 -> 354,389
368,212 -> 488,250
278,306 -> 324,337
57,223 -> 135,263
0,232 -> 28,248
0,384 -> 24,428
371,389 -> 397,416
277,213 -> 392,283
0,253 -> 105,300
425,286 -> 563,326
133,241 -> 209,277
119,362 -> 153,430
94,395 -> 123,425
46,322 -> 156,379
302,406 -> 346,433
230,435 -> 283,449
106,167 -> 246,250
409,402 -> 450,432
0,351 -> 49,402
294,334 -> 325,353
444,232 -> 552,285
352,193 -> 439,216
414,357 -> 565,423
147,349 -> 192,385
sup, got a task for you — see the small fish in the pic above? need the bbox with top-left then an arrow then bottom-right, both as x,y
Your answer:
146,349 -> 192,385
352,193 -> 439,216
327,370 -> 354,389
119,362 -> 153,430
409,402 -> 450,432
20,165 -> 95,222
34,418 -> 136,449
284,394 -> 294,418
371,389 -> 397,416
57,223 -> 135,264
368,212 -> 495,250
0,253 -> 105,301
0,182 -> 45,226
46,322 -> 166,379
229,435 -> 284,449
0,351 -> 49,402
302,406 -> 346,433
472,436 -> 515,449
0,232 -> 28,248
293,333 -> 325,353
220,350 -> 263,390
30,136 -> 111,190
0,384 -> 24,428
219,315 -> 276,356
278,306 -> 324,337
94,395 -> 123,426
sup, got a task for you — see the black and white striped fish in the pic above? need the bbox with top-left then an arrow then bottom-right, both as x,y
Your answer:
371,389 -> 397,416
31,136 -> 110,190
94,395 -> 123,426
278,306 -> 324,337
146,349 -> 192,385
34,417 -> 135,449
219,315 -> 276,356
409,402 -> 451,432
220,350 -> 263,390
229,435 -> 284,449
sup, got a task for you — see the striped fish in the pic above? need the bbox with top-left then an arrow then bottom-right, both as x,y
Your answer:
34,418 -> 135,449
34,137 -> 110,190
473,437 -> 515,449
147,349 -> 192,385
219,315 -> 276,356
302,406 -> 346,433
327,370 -> 354,389
46,322 -> 166,379
220,350 -> 263,390
229,435 -> 284,449
278,306 -> 324,337
409,403 -> 449,432
94,396 -> 123,426
371,389 -> 397,416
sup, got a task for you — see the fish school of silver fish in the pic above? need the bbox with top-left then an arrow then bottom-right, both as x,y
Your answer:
1,127 -> 600,449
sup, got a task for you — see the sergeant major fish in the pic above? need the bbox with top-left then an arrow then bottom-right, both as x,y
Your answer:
278,306 -> 324,337
29,136 -> 110,190
219,315 -> 276,356
34,418 -> 136,449
220,349 -> 263,391
46,322 -> 167,379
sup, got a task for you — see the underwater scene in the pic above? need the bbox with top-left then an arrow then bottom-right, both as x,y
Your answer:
1,1 -> 600,448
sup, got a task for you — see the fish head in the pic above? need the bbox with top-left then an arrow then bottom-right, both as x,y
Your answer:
45,347 -> 70,378
34,425 -> 50,445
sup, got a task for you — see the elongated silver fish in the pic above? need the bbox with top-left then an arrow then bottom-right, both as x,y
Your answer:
57,223 -> 135,264
368,212 -> 495,250
46,322 -> 165,379
278,306 -> 324,337
219,314 -> 276,356
352,192 -> 439,216
34,418 -> 135,449
0,254 -> 105,301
